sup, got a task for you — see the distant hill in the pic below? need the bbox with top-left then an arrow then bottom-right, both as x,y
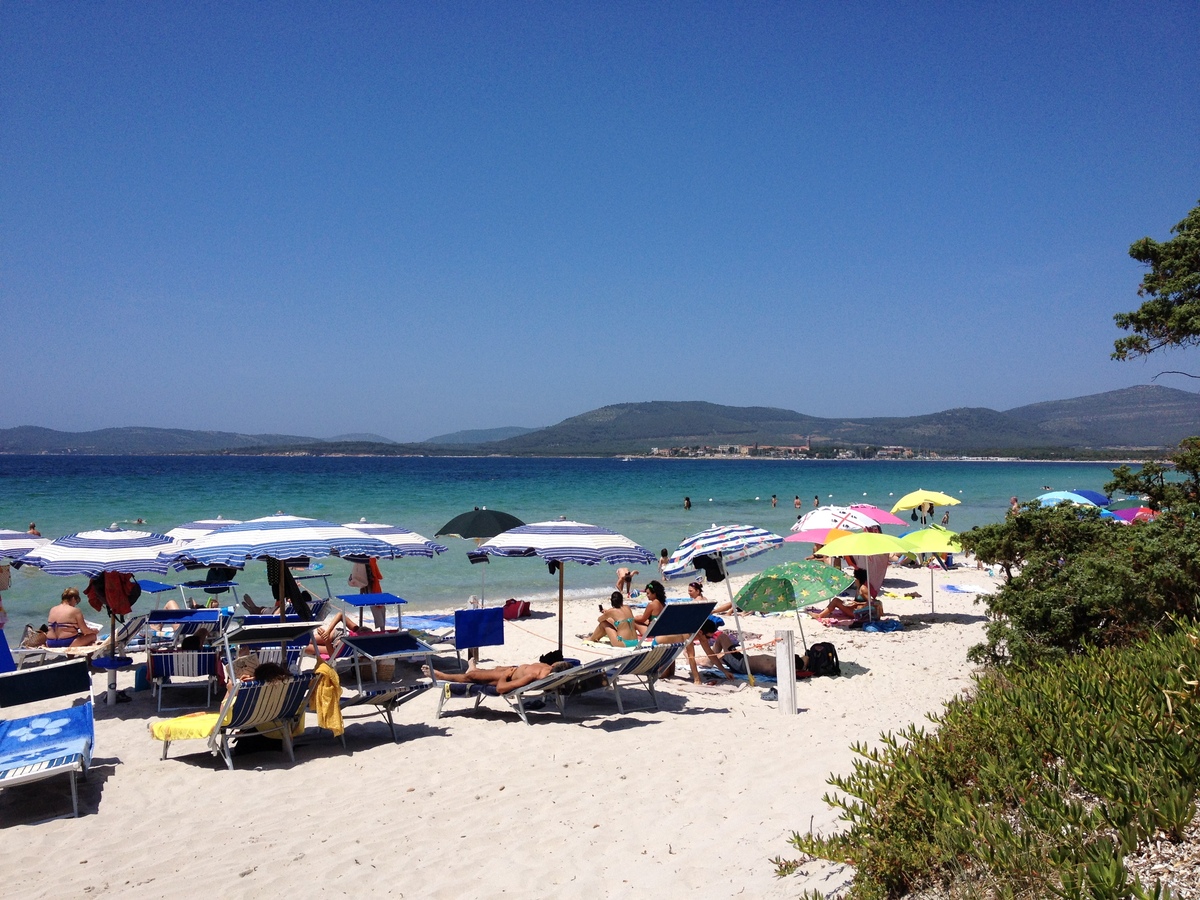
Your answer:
486,386 -> 1200,455
3,385 -> 1197,456
328,432 -> 397,444
0,426 -> 319,455
424,426 -> 539,445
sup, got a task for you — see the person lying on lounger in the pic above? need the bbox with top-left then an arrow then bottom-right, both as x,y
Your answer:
43,587 -> 99,648
424,659 -> 574,695
588,592 -> 640,647
307,611 -> 374,659
811,568 -> 883,621
705,629 -> 808,678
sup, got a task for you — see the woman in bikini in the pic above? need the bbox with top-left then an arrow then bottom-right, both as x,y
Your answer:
589,592 -> 640,646
46,587 -> 98,648
634,580 -> 668,636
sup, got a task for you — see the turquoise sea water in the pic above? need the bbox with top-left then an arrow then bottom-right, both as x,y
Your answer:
0,455 -> 1135,636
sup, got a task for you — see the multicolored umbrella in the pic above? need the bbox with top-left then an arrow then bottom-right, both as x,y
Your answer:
474,519 -> 654,652
733,561 -> 854,650
662,524 -> 784,686
815,531 -> 911,559
783,526 -> 853,545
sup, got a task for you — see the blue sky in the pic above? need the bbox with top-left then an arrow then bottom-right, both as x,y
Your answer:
2,3 -> 1198,442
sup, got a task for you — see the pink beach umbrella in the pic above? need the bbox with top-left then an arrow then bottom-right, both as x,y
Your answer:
1113,507 -> 1157,523
848,504 -> 908,526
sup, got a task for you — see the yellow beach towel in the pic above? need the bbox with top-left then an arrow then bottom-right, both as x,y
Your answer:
150,711 -> 221,743
308,660 -> 344,737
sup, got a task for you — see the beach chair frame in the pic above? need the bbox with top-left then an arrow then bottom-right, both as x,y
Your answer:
205,672 -> 316,770
0,659 -> 95,817
148,648 -> 222,713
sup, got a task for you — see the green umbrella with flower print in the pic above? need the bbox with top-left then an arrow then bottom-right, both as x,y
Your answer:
734,560 -> 855,651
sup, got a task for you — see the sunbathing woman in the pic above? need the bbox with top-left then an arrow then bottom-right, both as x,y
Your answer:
633,580 -> 668,636
812,569 -> 883,621
45,587 -> 98,648
589,592 -> 640,646
424,659 -> 573,695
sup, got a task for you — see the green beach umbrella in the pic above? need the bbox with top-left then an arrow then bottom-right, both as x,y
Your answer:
734,561 -> 854,651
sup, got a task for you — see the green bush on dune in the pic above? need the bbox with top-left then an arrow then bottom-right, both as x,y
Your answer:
774,627 -> 1200,898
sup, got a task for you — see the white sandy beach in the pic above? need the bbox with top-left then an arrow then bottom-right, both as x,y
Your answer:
1,563 -> 1000,899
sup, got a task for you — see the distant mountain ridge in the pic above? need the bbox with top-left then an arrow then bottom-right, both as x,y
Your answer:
2,385 -> 1197,456
424,426 -> 539,444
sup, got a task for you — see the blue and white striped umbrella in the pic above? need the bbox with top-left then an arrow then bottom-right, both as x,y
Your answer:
474,520 -> 654,567
165,517 -> 243,542
662,524 -> 783,687
16,525 -> 181,576
341,520 -> 449,558
161,514 -> 401,569
475,520 -> 654,652
0,529 -> 49,561
662,524 -> 784,581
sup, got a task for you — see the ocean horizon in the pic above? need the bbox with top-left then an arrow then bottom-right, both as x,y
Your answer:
0,454 -> 1138,637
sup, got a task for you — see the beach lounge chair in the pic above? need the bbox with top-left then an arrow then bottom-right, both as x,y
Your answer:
153,671 -> 316,770
331,631 -> 436,741
41,613 -> 150,660
0,658 -> 95,817
434,656 -> 626,725
142,608 -> 229,649
147,648 -> 222,712
607,643 -> 686,713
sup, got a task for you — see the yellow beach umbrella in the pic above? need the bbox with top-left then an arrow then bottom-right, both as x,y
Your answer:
890,489 -> 961,514
900,526 -> 962,613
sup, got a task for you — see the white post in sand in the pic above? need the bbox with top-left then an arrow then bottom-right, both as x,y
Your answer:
776,629 -> 796,715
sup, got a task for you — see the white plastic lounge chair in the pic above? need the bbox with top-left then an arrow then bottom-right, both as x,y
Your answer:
0,659 -> 95,817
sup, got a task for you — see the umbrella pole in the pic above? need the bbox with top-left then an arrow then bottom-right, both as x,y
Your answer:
720,554 -> 754,687
276,558 -> 289,663
106,608 -> 118,706
930,565 -> 935,615
793,609 -> 808,652
557,563 -> 565,655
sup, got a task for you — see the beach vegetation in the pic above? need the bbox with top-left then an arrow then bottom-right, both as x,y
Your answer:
1113,199 -> 1200,361
774,627 -> 1200,898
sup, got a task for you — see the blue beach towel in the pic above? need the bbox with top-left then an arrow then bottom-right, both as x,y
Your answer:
861,619 -> 904,633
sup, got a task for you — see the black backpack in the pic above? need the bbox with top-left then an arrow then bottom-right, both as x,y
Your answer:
807,642 -> 841,677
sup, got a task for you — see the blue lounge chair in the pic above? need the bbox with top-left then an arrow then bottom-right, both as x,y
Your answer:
147,648 -> 222,712
333,632 -> 436,741
0,659 -> 95,817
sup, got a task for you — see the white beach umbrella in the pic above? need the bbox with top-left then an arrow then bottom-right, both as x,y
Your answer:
341,521 -> 449,559
474,520 -> 655,653
792,506 -> 877,533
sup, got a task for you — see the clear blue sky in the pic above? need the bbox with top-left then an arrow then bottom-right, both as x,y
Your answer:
2,3 -> 1198,442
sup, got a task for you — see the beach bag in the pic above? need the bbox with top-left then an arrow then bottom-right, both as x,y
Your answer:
910,508 -> 918,521
503,598 -> 531,620
807,642 -> 840,677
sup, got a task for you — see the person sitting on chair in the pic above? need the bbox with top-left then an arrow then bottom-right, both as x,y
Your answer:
45,587 -> 99,648
812,568 -> 883,621
423,658 -> 574,695
588,592 -> 640,647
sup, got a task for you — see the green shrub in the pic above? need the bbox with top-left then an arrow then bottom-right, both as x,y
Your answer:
776,629 -> 1200,898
